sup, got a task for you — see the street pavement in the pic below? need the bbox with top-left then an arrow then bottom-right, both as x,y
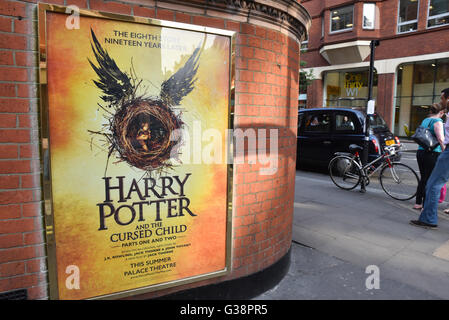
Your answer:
255,139 -> 449,300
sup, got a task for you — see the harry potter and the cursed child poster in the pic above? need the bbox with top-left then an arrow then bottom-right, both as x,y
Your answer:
41,7 -> 233,299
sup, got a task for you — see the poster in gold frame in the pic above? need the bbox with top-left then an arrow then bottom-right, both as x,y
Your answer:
38,3 -> 235,300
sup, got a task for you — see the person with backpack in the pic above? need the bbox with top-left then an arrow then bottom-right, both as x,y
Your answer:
411,88 -> 449,229
413,102 -> 446,210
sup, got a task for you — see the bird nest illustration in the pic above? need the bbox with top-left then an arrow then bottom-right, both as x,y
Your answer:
87,29 -> 201,173
110,98 -> 184,171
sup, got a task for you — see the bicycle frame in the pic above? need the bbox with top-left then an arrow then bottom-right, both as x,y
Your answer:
352,150 -> 394,178
333,144 -> 399,179
329,144 -> 418,199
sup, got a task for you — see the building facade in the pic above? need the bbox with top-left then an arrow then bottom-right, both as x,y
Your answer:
301,0 -> 449,137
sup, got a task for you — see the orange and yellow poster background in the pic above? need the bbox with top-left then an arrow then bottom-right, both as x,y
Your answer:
45,12 -> 231,299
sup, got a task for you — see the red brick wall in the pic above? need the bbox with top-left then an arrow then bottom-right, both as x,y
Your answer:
306,78 -> 323,108
374,28 -> 449,60
0,0 -> 304,299
375,73 -> 395,126
0,0 -> 46,299
232,26 -> 299,279
301,0 -> 449,67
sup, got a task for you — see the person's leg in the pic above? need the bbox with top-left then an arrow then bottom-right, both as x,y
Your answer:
418,149 -> 449,225
416,150 -> 438,207
415,150 -> 426,207
421,151 -> 441,205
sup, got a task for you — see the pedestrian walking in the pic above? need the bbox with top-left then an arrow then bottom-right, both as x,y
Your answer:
413,102 -> 446,210
411,88 -> 449,229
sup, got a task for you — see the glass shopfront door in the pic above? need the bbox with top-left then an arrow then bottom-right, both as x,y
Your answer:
394,58 -> 449,137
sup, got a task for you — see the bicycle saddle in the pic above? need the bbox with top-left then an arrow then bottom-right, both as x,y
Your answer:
349,144 -> 363,153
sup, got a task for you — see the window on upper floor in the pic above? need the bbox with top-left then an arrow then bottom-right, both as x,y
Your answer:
428,0 -> 449,28
321,17 -> 324,37
363,3 -> 376,29
330,5 -> 354,33
398,0 -> 419,33
301,34 -> 308,51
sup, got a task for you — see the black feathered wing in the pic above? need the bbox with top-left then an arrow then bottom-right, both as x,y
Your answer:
88,29 -> 133,104
160,46 -> 201,107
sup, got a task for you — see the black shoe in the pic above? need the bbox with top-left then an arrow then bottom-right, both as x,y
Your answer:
409,220 -> 438,229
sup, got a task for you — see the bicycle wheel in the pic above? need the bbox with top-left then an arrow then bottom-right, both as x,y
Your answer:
379,162 -> 419,201
329,156 -> 361,190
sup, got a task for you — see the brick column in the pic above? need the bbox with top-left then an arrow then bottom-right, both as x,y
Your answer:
376,73 -> 396,128
306,78 -> 323,108
232,25 -> 300,277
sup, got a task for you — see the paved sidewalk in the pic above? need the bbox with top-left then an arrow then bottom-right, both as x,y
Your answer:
400,138 -> 418,153
255,242 -> 439,300
255,158 -> 449,300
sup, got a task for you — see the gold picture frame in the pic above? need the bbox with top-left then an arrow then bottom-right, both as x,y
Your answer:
38,2 -> 235,300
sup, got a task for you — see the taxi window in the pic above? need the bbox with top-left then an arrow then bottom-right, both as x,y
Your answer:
335,113 -> 356,132
298,113 -> 304,133
304,113 -> 331,133
368,114 -> 389,130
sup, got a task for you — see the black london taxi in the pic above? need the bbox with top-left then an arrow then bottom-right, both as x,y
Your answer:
297,108 -> 400,168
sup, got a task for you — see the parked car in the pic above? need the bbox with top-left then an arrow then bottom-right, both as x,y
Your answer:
297,108 -> 401,168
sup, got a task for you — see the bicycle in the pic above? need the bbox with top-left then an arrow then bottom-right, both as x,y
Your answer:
328,143 -> 419,201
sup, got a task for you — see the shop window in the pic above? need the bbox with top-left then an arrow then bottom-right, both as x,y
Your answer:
363,3 -> 376,29
412,61 -> 435,106
398,0 -> 419,33
330,5 -> 354,33
428,0 -> 449,28
324,69 -> 378,108
394,59 -> 449,137
435,59 -> 449,93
